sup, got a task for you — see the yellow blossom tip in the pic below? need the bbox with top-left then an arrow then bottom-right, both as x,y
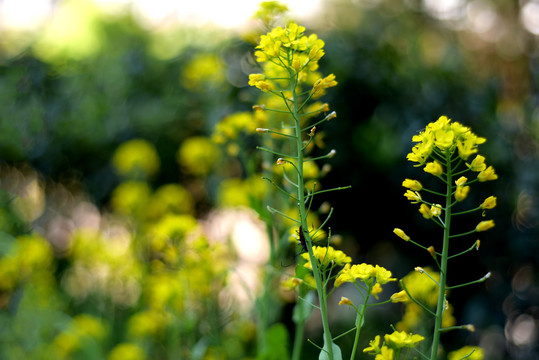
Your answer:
475,240 -> 480,250
338,296 -> 353,306
252,104 -> 265,110
256,128 -> 269,133
427,246 -> 436,258
309,126 -> 316,137
415,267 -> 424,273
328,149 -> 336,158
276,158 -> 287,165
327,111 -> 337,120
393,228 -> 410,241
463,324 -> 476,332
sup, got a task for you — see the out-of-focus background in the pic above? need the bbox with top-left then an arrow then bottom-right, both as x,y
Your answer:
0,0 -> 537,359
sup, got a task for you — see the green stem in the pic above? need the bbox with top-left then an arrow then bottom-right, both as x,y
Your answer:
349,288 -> 371,360
430,150 -> 453,360
290,74 -> 334,360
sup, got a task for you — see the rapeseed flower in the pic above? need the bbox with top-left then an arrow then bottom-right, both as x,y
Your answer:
424,160 -> 443,176
476,220 -> 495,232
112,139 -> 160,179
407,115 -> 486,165
402,179 -> 422,191
384,330 -> 424,349
302,245 -> 351,270
448,346 -> 484,360
393,228 -> 410,241
480,196 -> 497,209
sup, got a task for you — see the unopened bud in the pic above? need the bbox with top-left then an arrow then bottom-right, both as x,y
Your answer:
427,246 -> 436,258
320,103 -> 330,112
253,104 -> 265,111
475,240 -> 480,250
339,296 -> 353,306
256,128 -> 269,133
415,267 -> 424,273
483,272 -> 491,280
328,149 -> 336,158
276,158 -> 287,165
309,126 -> 316,137
327,111 -> 337,120
463,324 -> 476,332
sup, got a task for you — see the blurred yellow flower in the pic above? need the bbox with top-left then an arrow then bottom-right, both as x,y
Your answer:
177,136 -> 220,176
108,343 -> 146,360
147,184 -> 195,218
448,346 -> 484,360
112,139 -> 160,179
110,181 -> 152,217
181,54 -> 226,91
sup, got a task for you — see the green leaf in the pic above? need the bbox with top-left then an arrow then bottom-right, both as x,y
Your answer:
318,336 -> 343,360
257,323 -> 290,360
292,291 -> 315,324
355,304 -> 365,329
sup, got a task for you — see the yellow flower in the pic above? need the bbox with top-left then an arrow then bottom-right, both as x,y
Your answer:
302,245 -> 351,270
476,220 -> 495,232
419,203 -> 432,219
424,160 -> 443,176
177,136 -> 220,176
402,179 -> 423,191
393,228 -> 410,241
375,265 -> 397,284
480,196 -> 497,209
363,335 -> 381,354
466,154 -> 487,172
430,204 -> 442,217
108,343 -> 146,360
477,166 -> 498,182
390,290 -> 410,303
112,139 -> 160,179
455,185 -> 470,202
334,263 -> 377,287
404,190 -> 422,203
181,53 -> 226,91
384,330 -> 425,349
455,176 -> 468,186
338,296 -> 353,306
312,73 -> 338,96
375,346 -> 394,360
371,282 -> 383,299
448,346 -> 484,360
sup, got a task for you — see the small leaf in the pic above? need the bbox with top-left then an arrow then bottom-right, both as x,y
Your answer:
293,291 -> 315,324
355,304 -> 365,329
318,335 -> 343,360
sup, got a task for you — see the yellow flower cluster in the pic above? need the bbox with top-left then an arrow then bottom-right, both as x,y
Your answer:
334,263 -> 396,287
363,331 -> 424,359
249,22 -> 336,96
301,245 -> 351,270
408,115 -> 486,164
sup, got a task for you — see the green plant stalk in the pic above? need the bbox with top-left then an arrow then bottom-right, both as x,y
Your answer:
430,150 -> 453,360
350,287 -> 371,360
290,77 -> 334,360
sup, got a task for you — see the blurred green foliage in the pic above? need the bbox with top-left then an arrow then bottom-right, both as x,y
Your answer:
0,0 -> 538,359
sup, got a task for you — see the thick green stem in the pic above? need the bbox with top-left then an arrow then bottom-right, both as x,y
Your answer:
291,76 -> 334,360
430,150 -> 453,360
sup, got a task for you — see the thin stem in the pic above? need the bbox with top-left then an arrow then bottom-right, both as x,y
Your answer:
291,75 -> 334,360
350,287 -> 371,360
430,150 -> 453,360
